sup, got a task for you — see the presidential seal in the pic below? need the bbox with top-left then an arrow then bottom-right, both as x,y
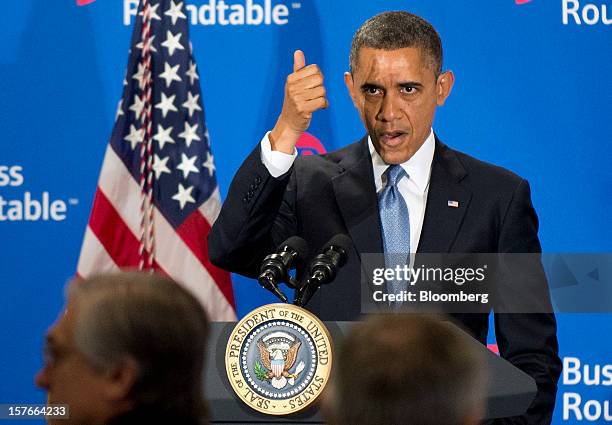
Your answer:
225,303 -> 333,415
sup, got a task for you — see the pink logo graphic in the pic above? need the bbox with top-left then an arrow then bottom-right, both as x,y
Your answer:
515,0 -> 532,4
296,132 -> 326,156
77,0 -> 96,5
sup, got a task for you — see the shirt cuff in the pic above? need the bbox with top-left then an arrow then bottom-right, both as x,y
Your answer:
260,131 -> 298,178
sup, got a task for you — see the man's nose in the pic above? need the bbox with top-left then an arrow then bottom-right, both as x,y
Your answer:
376,92 -> 400,122
35,366 -> 49,390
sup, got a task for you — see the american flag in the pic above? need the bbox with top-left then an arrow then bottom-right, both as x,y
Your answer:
77,0 -> 236,320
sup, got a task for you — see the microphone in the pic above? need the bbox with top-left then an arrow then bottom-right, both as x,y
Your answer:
294,234 -> 351,307
258,236 -> 309,303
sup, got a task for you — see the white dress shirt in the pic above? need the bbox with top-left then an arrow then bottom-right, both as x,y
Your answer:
259,130 -> 435,253
259,131 -> 298,178
369,130 -> 434,253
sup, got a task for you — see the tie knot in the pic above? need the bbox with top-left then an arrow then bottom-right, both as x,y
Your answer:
385,165 -> 407,187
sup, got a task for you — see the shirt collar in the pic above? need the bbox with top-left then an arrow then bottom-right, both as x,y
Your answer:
369,129 -> 435,194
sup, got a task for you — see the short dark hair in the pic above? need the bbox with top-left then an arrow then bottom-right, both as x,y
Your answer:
349,11 -> 443,76
327,315 -> 485,425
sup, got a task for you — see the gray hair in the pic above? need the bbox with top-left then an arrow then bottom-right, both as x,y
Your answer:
349,11 -> 443,76
327,315 -> 486,425
66,272 -> 209,419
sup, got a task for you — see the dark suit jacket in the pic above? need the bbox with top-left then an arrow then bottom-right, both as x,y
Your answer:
209,135 -> 561,424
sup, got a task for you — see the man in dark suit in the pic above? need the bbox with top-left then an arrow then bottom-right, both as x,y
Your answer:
209,11 -> 561,424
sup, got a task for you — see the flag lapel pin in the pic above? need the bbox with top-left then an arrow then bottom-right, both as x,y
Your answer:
447,200 -> 459,208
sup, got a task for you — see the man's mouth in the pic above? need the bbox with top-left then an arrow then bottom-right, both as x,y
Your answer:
378,131 -> 405,147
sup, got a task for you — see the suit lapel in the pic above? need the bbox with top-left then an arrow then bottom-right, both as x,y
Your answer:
418,138 -> 472,253
331,136 -> 471,256
332,137 -> 383,258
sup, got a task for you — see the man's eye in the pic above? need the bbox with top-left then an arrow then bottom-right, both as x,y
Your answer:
401,86 -> 416,94
43,344 -> 62,366
363,87 -> 381,95
43,345 -> 55,365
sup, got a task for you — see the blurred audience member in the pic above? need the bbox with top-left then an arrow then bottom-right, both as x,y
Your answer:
36,272 -> 209,425
325,314 -> 486,425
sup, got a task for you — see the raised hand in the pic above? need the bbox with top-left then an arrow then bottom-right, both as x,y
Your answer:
269,50 -> 328,154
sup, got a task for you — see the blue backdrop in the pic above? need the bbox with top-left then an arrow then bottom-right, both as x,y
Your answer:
1,1 -> 610,423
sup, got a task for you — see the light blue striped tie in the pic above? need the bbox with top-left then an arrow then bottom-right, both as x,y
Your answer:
378,165 -> 410,307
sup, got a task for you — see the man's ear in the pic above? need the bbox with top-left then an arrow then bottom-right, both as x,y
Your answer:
344,72 -> 358,108
102,356 -> 139,402
436,70 -> 455,106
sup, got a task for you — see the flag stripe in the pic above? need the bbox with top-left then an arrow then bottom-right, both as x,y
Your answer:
154,207 -> 235,319
198,187 -> 221,224
177,209 -> 235,307
88,188 -> 143,268
77,227 -> 119,276
98,146 -> 142,238
88,187 -> 167,273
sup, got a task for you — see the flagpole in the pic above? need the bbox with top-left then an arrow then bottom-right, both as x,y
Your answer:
138,0 -> 155,270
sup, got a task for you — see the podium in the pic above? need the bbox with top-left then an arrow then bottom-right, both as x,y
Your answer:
205,321 -> 536,424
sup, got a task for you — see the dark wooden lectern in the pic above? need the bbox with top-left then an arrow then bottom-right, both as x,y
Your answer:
204,321 -> 536,424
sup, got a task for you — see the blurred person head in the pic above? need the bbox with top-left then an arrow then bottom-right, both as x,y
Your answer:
35,272 -> 209,425
325,315 -> 486,425
345,11 -> 454,164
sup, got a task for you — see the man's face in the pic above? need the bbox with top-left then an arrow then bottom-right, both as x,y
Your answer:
345,47 -> 454,164
35,302 -> 117,425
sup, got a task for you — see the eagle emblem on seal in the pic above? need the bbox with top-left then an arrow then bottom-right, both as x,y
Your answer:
254,331 -> 306,389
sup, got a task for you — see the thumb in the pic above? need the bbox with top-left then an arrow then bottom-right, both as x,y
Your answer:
293,50 -> 305,73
